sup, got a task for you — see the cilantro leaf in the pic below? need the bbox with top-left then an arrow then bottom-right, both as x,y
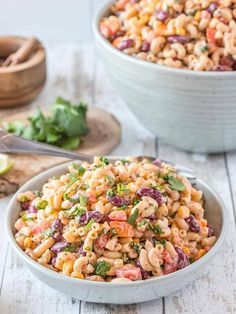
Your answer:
64,205 -> 85,218
4,97 -> 89,150
36,199 -> 48,210
95,261 -> 111,277
167,176 -> 185,191
64,243 -> 78,252
84,218 -> 95,233
148,223 -> 163,234
128,208 -> 139,226
99,156 -> 109,166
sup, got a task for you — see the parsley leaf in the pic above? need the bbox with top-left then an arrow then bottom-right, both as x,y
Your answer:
128,208 -> 139,226
167,176 -> 185,191
95,261 -> 111,277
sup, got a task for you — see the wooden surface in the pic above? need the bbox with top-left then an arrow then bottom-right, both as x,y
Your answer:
0,40 -> 236,313
0,107 -> 121,197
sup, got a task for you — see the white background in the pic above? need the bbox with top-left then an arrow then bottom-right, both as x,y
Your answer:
0,0 -> 110,42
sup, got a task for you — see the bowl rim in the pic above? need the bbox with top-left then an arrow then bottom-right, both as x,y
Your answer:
6,159 -> 229,287
92,0 -> 236,77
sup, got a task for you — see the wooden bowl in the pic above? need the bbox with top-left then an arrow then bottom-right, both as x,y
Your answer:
0,36 -> 46,108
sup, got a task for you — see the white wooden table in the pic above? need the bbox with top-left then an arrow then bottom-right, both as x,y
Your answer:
0,42 -> 236,314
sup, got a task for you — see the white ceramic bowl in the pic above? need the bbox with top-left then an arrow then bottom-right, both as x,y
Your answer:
6,160 -> 228,304
93,2 -> 236,153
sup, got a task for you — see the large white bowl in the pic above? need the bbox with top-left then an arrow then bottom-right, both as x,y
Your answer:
93,2 -> 236,153
6,160 -> 228,304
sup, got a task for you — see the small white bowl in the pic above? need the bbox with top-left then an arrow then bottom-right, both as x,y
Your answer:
93,1 -> 236,153
6,160 -> 228,304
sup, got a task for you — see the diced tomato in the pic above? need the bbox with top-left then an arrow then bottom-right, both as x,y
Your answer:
32,219 -> 50,235
108,210 -> 127,221
116,264 -> 142,281
110,221 -> 134,237
14,218 -> 26,231
163,262 -> 178,275
207,28 -> 216,45
162,249 -> 173,264
94,234 -> 109,250
87,191 -> 97,203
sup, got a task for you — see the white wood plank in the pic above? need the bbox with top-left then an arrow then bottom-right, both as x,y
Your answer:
225,152 -> 236,220
157,142 -> 236,314
0,197 -> 11,292
0,248 -> 81,314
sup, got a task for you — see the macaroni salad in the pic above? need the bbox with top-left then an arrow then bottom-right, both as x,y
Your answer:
99,0 -> 236,71
14,157 -> 216,282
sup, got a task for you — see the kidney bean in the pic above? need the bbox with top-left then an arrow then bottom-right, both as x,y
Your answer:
118,39 -> 134,50
51,241 -> 69,253
80,211 -> 104,224
107,195 -> 128,207
167,36 -> 190,44
155,10 -> 168,21
50,218 -> 63,241
137,187 -> 163,205
175,247 -> 190,269
185,214 -> 200,233
141,41 -> 150,52
135,260 -> 150,279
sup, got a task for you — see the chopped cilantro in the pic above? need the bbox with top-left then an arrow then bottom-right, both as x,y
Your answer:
189,257 -> 195,264
133,199 -> 140,206
36,199 -> 48,210
116,183 -> 129,195
64,243 -> 78,252
42,228 -> 52,239
158,239 -> 166,247
130,241 -> 140,253
72,163 -> 86,176
107,189 -> 115,197
105,175 -> 115,187
120,159 -> 130,165
128,208 -> 139,226
167,176 -> 185,192
64,205 -> 85,218
95,261 -> 111,277
99,156 -> 109,166
21,214 -> 34,222
148,223 -> 163,234
79,195 -> 88,207
137,219 -> 147,227
67,173 -> 79,187
84,218 -> 95,233
201,45 -> 208,52
64,194 -> 80,204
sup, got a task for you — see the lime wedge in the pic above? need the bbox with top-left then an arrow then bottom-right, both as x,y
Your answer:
0,153 -> 14,175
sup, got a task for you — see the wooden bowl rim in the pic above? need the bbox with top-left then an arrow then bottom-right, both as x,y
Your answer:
0,36 -> 46,74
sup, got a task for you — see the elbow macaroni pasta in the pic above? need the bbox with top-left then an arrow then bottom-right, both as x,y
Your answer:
99,0 -> 236,71
14,156 -> 216,282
